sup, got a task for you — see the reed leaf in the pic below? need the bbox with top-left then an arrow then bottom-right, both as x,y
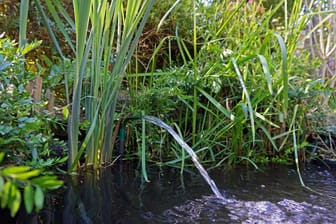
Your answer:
44,0 -> 75,54
231,58 -> 255,145
157,0 -> 181,32
66,0 -> 155,170
19,0 -> 29,48
33,0 -> 65,58
197,87 -> 235,121
141,111 -> 149,182
257,54 -> 273,95
173,123 -> 185,174
291,104 -> 305,186
255,121 -> 279,151
274,33 -> 288,120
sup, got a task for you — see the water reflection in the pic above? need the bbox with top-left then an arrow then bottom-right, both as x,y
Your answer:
59,164 -> 209,224
10,163 -> 336,223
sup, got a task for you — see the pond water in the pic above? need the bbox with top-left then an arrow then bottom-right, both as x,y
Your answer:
6,162 -> 336,223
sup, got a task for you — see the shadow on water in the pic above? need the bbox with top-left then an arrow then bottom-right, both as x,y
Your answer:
6,162 -> 336,223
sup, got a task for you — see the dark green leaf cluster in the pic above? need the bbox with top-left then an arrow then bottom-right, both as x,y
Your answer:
0,152 -> 63,217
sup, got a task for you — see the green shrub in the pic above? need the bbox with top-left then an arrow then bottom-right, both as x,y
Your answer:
0,33 -> 65,164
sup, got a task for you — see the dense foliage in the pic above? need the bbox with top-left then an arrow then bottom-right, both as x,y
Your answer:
0,0 -> 335,216
0,33 -> 64,216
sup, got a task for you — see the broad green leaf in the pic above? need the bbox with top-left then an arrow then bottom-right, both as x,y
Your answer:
24,184 -> 34,214
31,176 -> 63,190
1,181 -> 11,208
2,166 -> 31,176
34,186 -> 44,211
31,175 -> 58,184
39,179 -> 63,190
6,170 -> 40,180
0,125 -> 13,135
9,184 -> 21,217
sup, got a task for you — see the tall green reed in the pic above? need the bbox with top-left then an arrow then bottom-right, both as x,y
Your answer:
68,0 -> 155,170
33,0 -> 154,170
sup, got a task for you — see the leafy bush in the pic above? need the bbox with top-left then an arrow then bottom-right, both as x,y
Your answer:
0,33 -> 66,164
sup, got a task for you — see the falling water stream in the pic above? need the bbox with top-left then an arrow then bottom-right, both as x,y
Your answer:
142,115 -> 224,199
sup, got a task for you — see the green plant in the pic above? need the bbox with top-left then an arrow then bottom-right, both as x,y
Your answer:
0,34 -> 66,163
0,152 -> 63,217
123,0 -> 328,168
17,0 -> 156,170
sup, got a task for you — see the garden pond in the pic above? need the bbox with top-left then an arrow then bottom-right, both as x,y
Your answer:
4,162 -> 336,223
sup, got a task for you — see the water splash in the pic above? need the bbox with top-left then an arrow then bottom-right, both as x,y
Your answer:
142,115 -> 224,199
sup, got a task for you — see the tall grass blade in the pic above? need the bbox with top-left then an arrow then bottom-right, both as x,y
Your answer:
44,0 -> 75,54
231,58 -> 255,144
215,0 -> 245,37
274,33 -> 288,119
157,0 -> 181,32
141,111 -> 149,182
68,0 -> 91,168
33,0 -> 65,58
197,87 -> 235,121
19,0 -> 29,48
257,54 -> 273,95
291,105 -> 305,186
172,123 -> 185,174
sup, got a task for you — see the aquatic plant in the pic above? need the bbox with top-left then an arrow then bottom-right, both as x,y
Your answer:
125,0 -> 331,168
26,0 -> 155,170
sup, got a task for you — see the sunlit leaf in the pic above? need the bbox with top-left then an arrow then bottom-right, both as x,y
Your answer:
257,54 -> 273,95
9,184 -> 21,217
274,33 -> 288,119
7,170 -> 41,180
34,186 -> 44,211
32,176 -> 63,190
2,166 -> 31,176
1,181 -> 11,208
24,184 -> 34,214
62,106 -> 69,119
21,41 -> 42,55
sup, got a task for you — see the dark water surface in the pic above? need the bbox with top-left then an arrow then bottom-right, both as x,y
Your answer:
7,163 -> 336,223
